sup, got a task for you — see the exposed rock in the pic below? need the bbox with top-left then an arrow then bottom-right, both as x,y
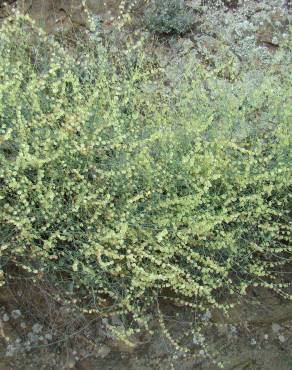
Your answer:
278,334 -> 286,343
87,0 -> 121,16
255,8 -> 289,46
15,0 -> 122,33
16,0 -> 90,33
271,323 -> 283,333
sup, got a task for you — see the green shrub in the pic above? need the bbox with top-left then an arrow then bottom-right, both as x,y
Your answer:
0,15 -> 291,351
144,0 -> 195,36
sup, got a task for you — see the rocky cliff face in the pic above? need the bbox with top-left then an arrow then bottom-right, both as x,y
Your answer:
1,0 -> 291,48
2,0 -> 121,33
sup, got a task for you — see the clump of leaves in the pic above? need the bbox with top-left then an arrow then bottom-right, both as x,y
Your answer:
144,0 -> 195,36
0,14 -> 291,358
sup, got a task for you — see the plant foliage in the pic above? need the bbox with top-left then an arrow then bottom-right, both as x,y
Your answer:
144,0 -> 195,36
0,15 -> 291,351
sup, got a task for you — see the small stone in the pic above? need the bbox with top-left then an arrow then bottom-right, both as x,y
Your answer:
3,313 -> 9,322
278,335 -> 286,343
250,338 -> 257,346
272,323 -> 282,333
11,310 -> 21,319
20,322 -> 27,329
264,334 -> 269,340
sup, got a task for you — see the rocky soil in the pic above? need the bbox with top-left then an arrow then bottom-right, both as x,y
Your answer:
0,283 -> 292,369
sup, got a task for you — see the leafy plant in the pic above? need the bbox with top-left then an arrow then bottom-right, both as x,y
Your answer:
144,0 -> 195,36
0,15 -> 291,356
